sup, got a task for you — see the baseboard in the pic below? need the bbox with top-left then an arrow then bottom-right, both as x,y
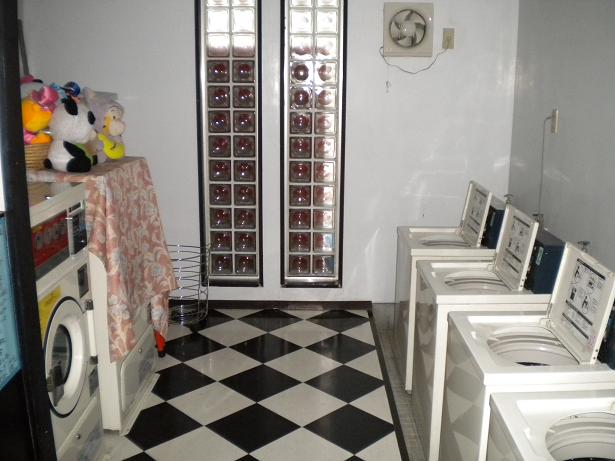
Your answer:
208,300 -> 372,310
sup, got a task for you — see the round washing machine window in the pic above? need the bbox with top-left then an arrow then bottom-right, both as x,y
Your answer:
545,412 -> 615,461
51,325 -> 72,383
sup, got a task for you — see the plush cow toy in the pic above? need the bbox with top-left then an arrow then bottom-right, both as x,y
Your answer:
44,98 -> 96,172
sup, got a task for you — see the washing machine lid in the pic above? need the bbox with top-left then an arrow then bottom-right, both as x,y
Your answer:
492,205 -> 539,290
458,181 -> 493,247
547,243 -> 615,364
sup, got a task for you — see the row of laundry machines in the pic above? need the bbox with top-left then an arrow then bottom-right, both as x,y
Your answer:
393,181 -> 615,461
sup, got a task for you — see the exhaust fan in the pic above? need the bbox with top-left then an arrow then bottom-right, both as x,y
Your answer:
383,3 -> 434,57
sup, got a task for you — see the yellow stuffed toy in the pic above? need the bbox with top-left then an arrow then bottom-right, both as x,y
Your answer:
84,88 -> 126,162
22,98 -> 53,144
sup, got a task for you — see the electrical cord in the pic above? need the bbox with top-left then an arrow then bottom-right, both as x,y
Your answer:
379,46 -> 448,75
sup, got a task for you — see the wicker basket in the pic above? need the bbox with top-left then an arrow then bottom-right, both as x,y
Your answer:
25,143 -> 50,170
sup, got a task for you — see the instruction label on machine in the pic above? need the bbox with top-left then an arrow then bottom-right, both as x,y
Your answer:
502,216 -> 532,275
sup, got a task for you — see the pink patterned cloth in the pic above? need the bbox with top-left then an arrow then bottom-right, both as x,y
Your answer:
28,157 -> 177,361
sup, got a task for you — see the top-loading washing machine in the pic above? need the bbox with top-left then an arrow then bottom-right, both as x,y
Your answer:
440,243 -> 615,461
487,389 -> 615,461
411,205 -> 563,461
394,180 -> 504,392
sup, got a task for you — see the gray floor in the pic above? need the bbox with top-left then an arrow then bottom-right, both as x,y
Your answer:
372,303 -> 426,461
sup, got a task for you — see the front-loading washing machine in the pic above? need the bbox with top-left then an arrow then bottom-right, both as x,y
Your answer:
487,389 -> 615,461
440,243 -> 615,461
410,205 -> 560,461
394,181 -> 504,392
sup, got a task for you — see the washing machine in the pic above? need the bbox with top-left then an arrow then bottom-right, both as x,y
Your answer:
411,205 -> 562,461
440,243 -> 615,461
394,181 -> 505,392
487,389 -> 615,461
29,182 -> 104,461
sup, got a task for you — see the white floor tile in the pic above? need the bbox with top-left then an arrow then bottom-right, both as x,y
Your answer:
342,321 -> 375,345
266,348 -> 341,382
155,353 -> 181,372
260,383 -> 345,426
352,309 -> 369,318
199,319 -> 265,346
270,319 -> 337,347
252,428 -> 351,461
350,386 -> 393,423
185,347 -> 260,380
165,323 -> 193,341
356,432 -> 402,461
345,350 -> 383,380
146,427 -> 247,461
215,308 -> 262,319
280,309 -> 325,319
168,382 -> 254,425
141,392 -> 165,410
101,432 -> 142,460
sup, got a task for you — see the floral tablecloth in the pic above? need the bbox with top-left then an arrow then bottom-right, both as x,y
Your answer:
28,157 -> 177,362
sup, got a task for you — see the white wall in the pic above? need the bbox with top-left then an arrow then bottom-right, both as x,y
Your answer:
22,0 -> 518,302
509,0 -> 615,270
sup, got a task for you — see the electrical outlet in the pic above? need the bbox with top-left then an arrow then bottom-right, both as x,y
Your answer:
442,28 -> 455,49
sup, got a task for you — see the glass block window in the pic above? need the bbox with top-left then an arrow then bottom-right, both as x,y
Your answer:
282,0 -> 346,286
197,0 -> 261,286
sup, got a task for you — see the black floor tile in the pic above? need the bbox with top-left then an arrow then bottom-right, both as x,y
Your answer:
231,333 -> 301,363
207,404 -> 299,453
234,457 -> 259,461
221,365 -> 300,401
306,405 -> 393,454
306,366 -> 383,402
126,402 -> 201,450
153,363 -> 214,400
238,309 -> 302,332
164,332 -> 225,362
189,309 -> 234,331
346,457 -> 365,461
123,453 -> 155,461
307,333 -> 375,363
307,310 -> 368,332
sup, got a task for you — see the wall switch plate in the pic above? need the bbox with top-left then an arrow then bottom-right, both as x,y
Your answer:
442,27 -> 455,49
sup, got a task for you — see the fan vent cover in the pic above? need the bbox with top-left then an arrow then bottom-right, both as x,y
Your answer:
383,3 -> 434,57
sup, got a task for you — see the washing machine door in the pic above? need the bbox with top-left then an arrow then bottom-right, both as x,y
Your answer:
44,297 -> 89,417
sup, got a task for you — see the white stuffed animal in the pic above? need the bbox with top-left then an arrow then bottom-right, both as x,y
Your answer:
44,98 -> 96,172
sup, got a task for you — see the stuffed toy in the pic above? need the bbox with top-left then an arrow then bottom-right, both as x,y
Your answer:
21,77 -> 59,145
44,98 -> 97,173
84,88 -> 126,162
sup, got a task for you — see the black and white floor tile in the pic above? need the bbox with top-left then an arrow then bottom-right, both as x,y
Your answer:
103,309 -> 408,461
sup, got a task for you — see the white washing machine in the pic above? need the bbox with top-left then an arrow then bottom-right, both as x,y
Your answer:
29,182 -> 104,461
487,389 -> 615,461
394,181 -> 503,392
411,205 -> 557,461
440,243 -> 615,461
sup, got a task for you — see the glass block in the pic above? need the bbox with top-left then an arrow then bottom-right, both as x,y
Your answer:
313,255 -> 334,275
232,34 -> 256,57
291,0 -> 312,6
207,0 -> 229,5
316,10 -> 338,33
234,232 -> 256,251
290,62 -> 312,83
232,0 -> 255,5
234,136 -> 256,157
210,208 -> 232,228
315,112 -> 336,134
234,111 -> 255,132
290,137 -> 312,158
208,86 -> 230,108
290,87 -> 312,110
290,232 -> 311,252
232,8 -> 255,33
313,185 -> 335,206
289,185 -> 311,206
315,61 -> 337,84
209,111 -> 231,132
289,255 -> 310,274
289,209 -> 311,229
207,33 -> 230,57
314,137 -> 336,159
207,8 -> 230,33
289,162 -> 311,182
290,35 -> 313,59
211,254 -> 233,274
314,161 -> 335,183
317,0 -> 338,6
234,160 -> 256,181
233,60 -> 255,82
235,254 -> 256,274
208,136 -> 231,157
315,87 -> 336,109
234,184 -> 256,205
290,112 -> 312,134
210,231 -> 232,251
233,86 -> 255,108
208,61 -> 230,82
313,209 -> 334,229
234,208 -> 256,228
209,183 -> 232,205
209,160 -> 231,181
290,9 -> 313,34
313,233 -> 334,252
316,36 -> 337,58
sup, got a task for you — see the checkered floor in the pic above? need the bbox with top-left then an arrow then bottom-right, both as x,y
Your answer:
104,308 -> 406,461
